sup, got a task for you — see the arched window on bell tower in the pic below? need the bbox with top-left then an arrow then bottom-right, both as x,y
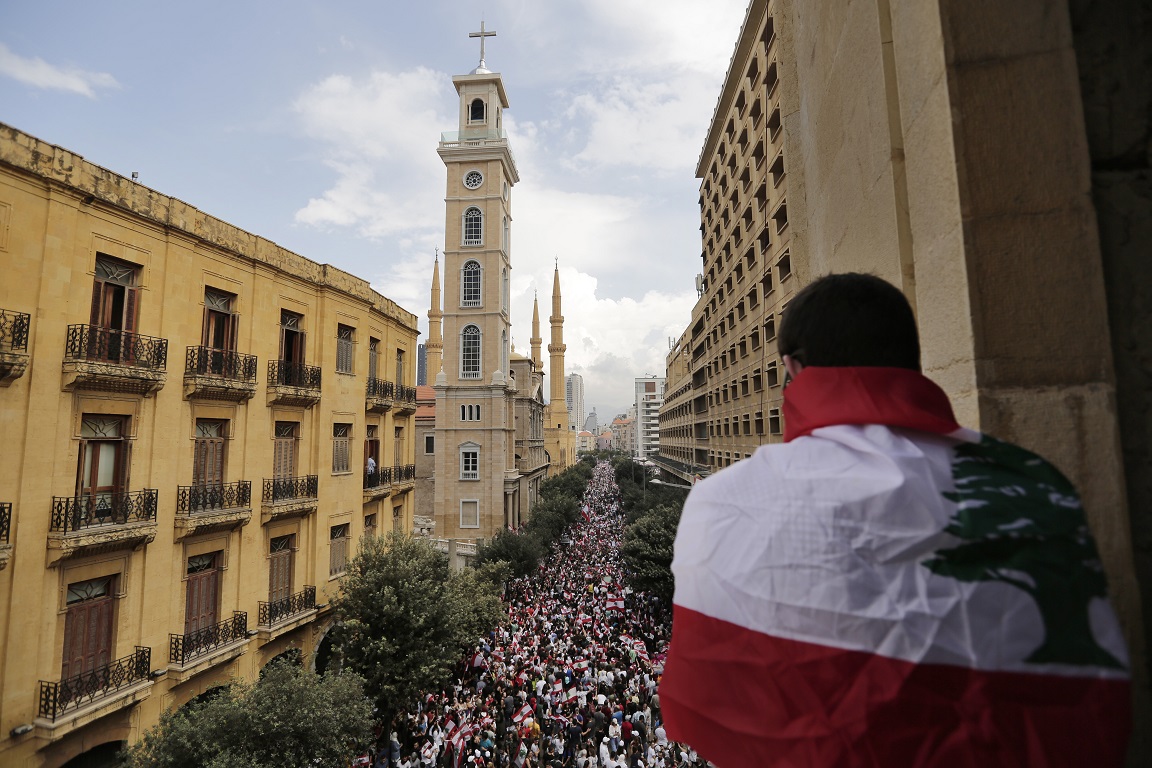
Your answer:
470,98 -> 486,123
463,207 -> 483,246
461,260 -> 482,307
461,324 -> 481,379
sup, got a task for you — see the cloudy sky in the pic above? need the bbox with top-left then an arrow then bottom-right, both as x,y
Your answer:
0,0 -> 748,417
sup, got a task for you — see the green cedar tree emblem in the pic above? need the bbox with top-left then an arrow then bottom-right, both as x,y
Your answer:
923,436 -> 1124,669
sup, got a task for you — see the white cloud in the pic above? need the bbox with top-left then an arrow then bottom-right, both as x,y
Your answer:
292,67 -> 451,237
0,43 -> 119,98
509,265 -> 694,417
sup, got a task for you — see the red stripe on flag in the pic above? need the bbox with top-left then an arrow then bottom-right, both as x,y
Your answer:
660,606 -> 1130,768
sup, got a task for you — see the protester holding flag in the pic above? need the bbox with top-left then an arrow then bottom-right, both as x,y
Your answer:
661,273 -> 1132,767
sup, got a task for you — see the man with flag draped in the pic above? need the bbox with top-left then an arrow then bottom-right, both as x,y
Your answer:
660,273 -> 1132,767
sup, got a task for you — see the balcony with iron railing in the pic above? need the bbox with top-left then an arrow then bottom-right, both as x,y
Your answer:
0,308 -> 30,384
366,376 -> 394,413
168,612 -> 248,680
391,464 -> 416,493
0,502 -> 11,570
36,647 -> 152,732
184,346 -> 258,401
256,586 -> 317,641
393,384 -> 418,414
47,490 -> 158,563
260,475 -> 318,524
62,324 -> 168,394
174,481 -> 253,539
363,465 -> 394,501
266,359 -> 321,407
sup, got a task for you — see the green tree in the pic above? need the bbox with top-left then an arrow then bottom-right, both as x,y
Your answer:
621,503 -> 683,605
121,661 -> 372,768
924,437 -> 1124,669
474,528 -> 544,578
330,532 -> 504,726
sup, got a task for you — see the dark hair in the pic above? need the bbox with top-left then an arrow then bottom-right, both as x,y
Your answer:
777,273 -> 920,370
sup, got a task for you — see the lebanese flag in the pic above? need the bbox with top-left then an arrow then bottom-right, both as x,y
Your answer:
606,595 -> 624,612
470,650 -> 486,668
552,680 -> 564,695
511,703 -> 533,724
661,367 -> 1132,767
565,686 -> 579,704
573,658 -> 589,671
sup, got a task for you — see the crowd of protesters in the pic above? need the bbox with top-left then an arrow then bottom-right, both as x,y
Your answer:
375,461 -> 707,768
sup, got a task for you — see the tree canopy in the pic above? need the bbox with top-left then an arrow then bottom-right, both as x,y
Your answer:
329,532 -> 504,726
121,661 -> 373,768
620,502 -> 683,606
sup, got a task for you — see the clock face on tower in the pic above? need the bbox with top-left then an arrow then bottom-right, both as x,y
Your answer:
463,170 -> 484,190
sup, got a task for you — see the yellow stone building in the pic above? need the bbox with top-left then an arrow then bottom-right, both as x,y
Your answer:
657,0 -> 1150,756
0,122 -> 418,766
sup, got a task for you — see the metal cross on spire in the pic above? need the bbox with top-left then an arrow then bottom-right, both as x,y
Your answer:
469,20 -> 496,68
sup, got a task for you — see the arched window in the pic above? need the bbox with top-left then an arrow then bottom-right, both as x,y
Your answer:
463,207 -> 483,246
461,324 -> 481,379
501,329 -> 508,372
502,216 -> 509,253
501,267 -> 508,311
470,98 -> 486,123
461,260 -> 481,307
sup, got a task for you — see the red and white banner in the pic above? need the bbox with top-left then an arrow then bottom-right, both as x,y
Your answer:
661,367 -> 1132,767
511,703 -> 533,724
606,595 -> 624,612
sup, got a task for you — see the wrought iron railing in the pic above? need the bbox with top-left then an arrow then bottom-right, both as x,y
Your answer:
0,502 -> 10,543
38,647 -> 150,720
262,475 -> 318,503
176,481 -> 251,513
169,612 -> 247,665
64,324 -> 168,369
185,346 -> 257,381
0,309 -> 30,351
366,376 -> 394,399
50,490 -> 159,533
395,384 -> 417,404
258,586 -> 316,627
364,465 -> 393,490
268,360 -> 321,389
393,464 -> 416,482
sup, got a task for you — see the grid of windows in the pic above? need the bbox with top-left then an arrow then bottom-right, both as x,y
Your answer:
461,449 -> 479,480
462,261 -> 481,307
460,404 -> 481,421
463,207 -> 483,245
329,524 -> 350,577
461,325 -> 481,379
460,500 -> 480,528
332,423 -> 351,473
336,324 -> 354,373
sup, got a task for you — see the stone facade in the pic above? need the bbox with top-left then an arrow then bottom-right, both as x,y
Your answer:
0,122 -> 418,766
658,0 -> 1150,756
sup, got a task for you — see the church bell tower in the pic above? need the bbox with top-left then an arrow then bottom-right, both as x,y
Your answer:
433,23 -> 521,542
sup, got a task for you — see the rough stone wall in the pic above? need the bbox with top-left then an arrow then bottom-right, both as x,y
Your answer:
1070,1 -> 1152,761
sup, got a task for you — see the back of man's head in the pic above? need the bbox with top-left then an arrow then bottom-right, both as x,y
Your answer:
777,273 -> 920,371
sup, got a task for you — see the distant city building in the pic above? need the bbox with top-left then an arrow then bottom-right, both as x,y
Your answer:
597,431 -> 614,452
417,343 -> 428,385
566,373 -> 585,432
610,415 -> 635,454
634,376 -> 665,460
577,430 -> 596,453
583,408 -> 599,434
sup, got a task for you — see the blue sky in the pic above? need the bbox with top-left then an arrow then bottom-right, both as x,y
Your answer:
0,0 -> 748,417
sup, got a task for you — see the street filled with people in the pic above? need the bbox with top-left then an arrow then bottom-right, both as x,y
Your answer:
380,461 -> 705,767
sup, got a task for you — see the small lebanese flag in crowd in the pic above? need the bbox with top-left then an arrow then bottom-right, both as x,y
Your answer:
515,669 -> 529,685
581,504 -> 590,521
470,650 -> 485,668
661,367 -> 1132,767
565,686 -> 579,704
491,649 -> 504,662
551,680 -> 564,695
573,658 -> 589,671
512,702 -> 533,724
606,596 -> 624,612
351,756 -> 371,767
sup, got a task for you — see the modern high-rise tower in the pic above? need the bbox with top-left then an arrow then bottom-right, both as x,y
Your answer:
566,373 -> 585,433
